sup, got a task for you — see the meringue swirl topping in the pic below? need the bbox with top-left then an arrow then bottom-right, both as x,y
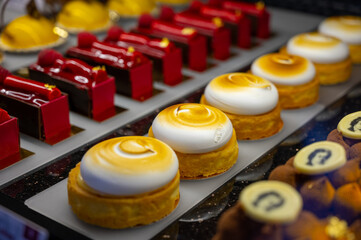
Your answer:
151,103 -> 233,154
204,73 -> 279,115
79,136 -> 178,196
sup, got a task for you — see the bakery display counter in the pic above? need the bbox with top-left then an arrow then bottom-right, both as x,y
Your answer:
0,7 -> 360,240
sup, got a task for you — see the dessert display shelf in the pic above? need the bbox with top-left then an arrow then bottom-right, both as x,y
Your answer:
1,7 -> 360,240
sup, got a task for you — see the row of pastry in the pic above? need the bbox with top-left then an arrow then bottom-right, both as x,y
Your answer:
1,13 -> 359,146
1,0 -> 271,59
65,25 -> 361,230
0,1 -> 272,164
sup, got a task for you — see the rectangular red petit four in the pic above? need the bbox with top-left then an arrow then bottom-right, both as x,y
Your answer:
160,7 -> 231,60
134,14 -> 207,72
0,67 -> 71,143
66,32 -> 153,101
188,1 -> 251,48
0,108 -> 20,163
104,27 -> 183,86
29,49 -> 116,121
222,1 -> 270,39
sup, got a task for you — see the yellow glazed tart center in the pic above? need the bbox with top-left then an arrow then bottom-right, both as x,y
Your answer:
337,111 -> 361,139
0,15 -> 60,49
119,139 -> 153,154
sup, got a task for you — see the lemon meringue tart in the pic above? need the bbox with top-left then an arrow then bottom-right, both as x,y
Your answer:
201,73 -> 283,140
149,103 -> 238,179
281,32 -> 352,85
319,16 -> 361,64
251,53 -> 319,109
67,136 -> 180,229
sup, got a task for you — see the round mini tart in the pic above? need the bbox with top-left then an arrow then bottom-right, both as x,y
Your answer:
149,103 -> 238,179
239,181 -> 302,224
251,53 -> 319,109
337,111 -> 361,140
282,32 -> 352,85
67,136 -> 180,229
293,141 -> 346,175
201,73 -> 283,140
0,15 -> 67,52
56,0 -> 112,34
319,16 -> 361,63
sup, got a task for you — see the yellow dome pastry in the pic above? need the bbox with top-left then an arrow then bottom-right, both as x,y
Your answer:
0,15 -> 66,52
155,0 -> 191,5
251,53 -> 319,109
67,136 -> 180,229
107,0 -> 156,17
56,0 -> 111,33
319,16 -> 361,64
281,32 -> 352,85
201,73 -> 283,140
149,103 -> 238,179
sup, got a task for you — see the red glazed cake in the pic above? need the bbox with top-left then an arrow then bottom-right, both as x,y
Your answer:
0,67 -> 71,143
160,6 -> 231,60
66,32 -> 153,101
134,14 -> 207,72
29,49 -> 116,121
185,1 -> 251,48
0,108 -> 20,167
212,0 -> 270,39
104,26 -> 183,86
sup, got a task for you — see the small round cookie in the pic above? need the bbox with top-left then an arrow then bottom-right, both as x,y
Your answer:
319,16 -> 361,64
327,111 -> 361,158
239,180 -> 303,224
213,181 -> 303,240
293,141 -> 346,175
67,136 -> 180,229
201,72 -> 283,140
56,0 -> 112,33
149,103 -> 238,179
281,32 -> 352,85
251,53 -> 319,109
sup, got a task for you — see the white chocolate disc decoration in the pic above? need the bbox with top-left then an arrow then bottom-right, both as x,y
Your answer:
239,181 -> 302,224
286,32 -> 350,64
151,103 -> 233,154
293,141 -> 346,175
319,16 -> 361,45
337,111 -> 361,139
251,53 -> 316,86
204,73 -> 279,115
79,136 -> 179,196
